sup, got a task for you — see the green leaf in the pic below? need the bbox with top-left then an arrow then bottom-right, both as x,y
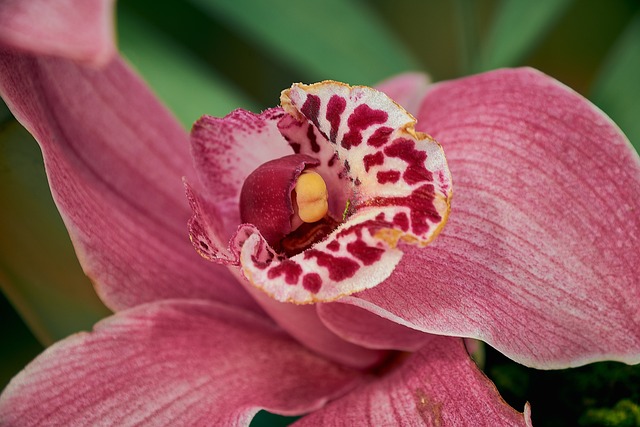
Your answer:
580,400 -> 640,426
476,0 -> 574,71
188,0 -> 420,84
117,6 -> 258,128
0,121 -> 111,346
590,14 -> 640,153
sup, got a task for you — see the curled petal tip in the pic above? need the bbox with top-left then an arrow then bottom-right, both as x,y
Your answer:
0,0 -> 117,66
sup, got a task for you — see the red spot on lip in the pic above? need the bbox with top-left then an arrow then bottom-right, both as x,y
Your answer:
304,249 -> 359,281
368,184 -> 440,235
384,138 -> 433,184
290,142 -> 301,153
267,260 -> 303,285
342,104 -> 388,149
393,212 -> 409,231
326,95 -> 347,142
347,240 -> 385,265
363,151 -> 384,172
336,218 -> 392,240
306,124 -> 320,152
377,170 -> 401,184
327,152 -> 339,167
327,240 -> 340,251
302,273 -> 322,293
368,126 -> 393,147
301,94 -> 321,128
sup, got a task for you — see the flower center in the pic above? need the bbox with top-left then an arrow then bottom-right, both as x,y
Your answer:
187,81 -> 452,303
239,154 -> 341,257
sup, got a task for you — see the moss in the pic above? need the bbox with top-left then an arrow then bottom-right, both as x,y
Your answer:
579,400 -> 640,427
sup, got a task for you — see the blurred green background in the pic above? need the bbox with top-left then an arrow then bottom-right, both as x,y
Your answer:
1,1 -> 639,426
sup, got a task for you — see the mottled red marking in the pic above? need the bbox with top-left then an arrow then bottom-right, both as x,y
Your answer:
377,170 -> 401,184
342,104 -> 388,149
336,218 -> 392,240
304,249 -> 360,281
384,138 -> 433,184
326,95 -> 347,142
290,142 -> 301,153
367,126 -> 393,147
438,170 -> 450,190
363,151 -> 384,172
251,256 -> 269,270
347,240 -> 385,265
327,240 -> 340,251
301,94 -> 321,128
368,184 -> 441,235
306,124 -> 320,153
267,260 -> 303,285
281,217 -> 339,257
376,213 -> 386,221
393,212 -> 409,231
327,152 -> 339,167
302,273 -> 322,293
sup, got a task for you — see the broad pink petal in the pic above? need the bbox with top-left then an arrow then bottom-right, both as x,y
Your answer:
0,300 -> 361,426
0,52 -> 259,313
0,0 -> 115,65
295,336 -> 532,426
326,68 -> 640,368
375,72 -> 431,116
318,302 -> 431,351
241,284 -> 387,369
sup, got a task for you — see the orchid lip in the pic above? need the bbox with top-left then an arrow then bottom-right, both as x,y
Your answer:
188,80 -> 453,304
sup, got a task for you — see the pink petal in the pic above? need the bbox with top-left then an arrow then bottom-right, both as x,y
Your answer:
0,53 -> 259,313
0,0 -> 116,65
325,68 -> 640,368
241,284 -> 388,369
0,300 -> 361,425
318,302 -> 431,351
295,336 -> 532,426
375,72 -> 431,116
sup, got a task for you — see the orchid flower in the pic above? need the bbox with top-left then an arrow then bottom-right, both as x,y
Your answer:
1,2 -> 640,426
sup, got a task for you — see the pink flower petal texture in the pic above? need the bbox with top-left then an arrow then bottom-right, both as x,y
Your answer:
374,72 -> 431,116
0,0 -> 116,65
0,52 -> 259,314
0,300 -> 361,426
318,302 -> 431,351
322,68 -> 640,369
189,82 -> 452,304
295,336 -> 532,426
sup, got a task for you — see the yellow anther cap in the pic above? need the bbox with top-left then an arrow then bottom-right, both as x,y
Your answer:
294,171 -> 328,223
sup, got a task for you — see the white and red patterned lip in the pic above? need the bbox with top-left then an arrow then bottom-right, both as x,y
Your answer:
233,81 -> 453,304
186,81 -> 452,303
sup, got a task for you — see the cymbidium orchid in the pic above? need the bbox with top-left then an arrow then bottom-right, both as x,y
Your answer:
1,2 -> 640,426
